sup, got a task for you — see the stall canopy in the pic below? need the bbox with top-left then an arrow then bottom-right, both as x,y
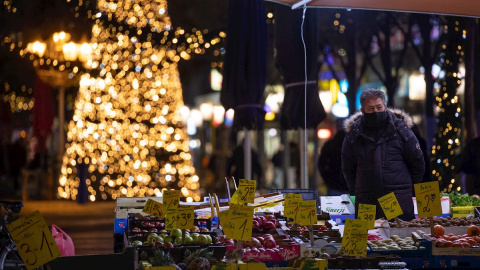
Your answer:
266,0 -> 480,17
221,0 -> 268,181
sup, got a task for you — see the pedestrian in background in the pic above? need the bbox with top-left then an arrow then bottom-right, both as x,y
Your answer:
341,89 -> 425,221
318,118 -> 349,196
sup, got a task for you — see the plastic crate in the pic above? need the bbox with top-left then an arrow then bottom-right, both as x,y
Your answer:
268,189 -> 320,213
367,239 -> 432,258
435,255 -> 479,268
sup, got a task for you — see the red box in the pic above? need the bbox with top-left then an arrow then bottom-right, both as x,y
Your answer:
226,244 -> 300,261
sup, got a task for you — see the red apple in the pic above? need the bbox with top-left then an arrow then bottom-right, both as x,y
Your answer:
163,242 -> 174,248
265,215 -> 275,221
200,228 -> 209,232
263,221 -> 276,229
258,247 -> 265,252
256,236 -> 265,245
258,216 -> 267,226
264,239 -> 277,248
250,247 -> 259,253
132,227 -> 141,232
242,241 -> 251,248
250,238 -> 262,248
252,220 -> 260,229
190,226 -> 200,232
149,228 -> 158,233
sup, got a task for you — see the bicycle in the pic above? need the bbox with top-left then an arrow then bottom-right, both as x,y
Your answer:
0,200 -> 27,270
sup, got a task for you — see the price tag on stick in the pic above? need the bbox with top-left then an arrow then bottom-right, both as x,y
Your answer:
163,190 -> 180,214
222,204 -> 254,241
230,179 -> 256,204
7,211 -> 60,270
297,200 -> 317,226
176,205 -> 195,230
165,214 -> 177,230
358,204 -> 376,230
378,192 -> 403,220
340,218 -> 368,257
414,181 -> 442,218
142,198 -> 165,218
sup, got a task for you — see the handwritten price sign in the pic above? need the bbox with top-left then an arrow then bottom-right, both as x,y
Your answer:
414,181 -> 442,218
176,205 -> 195,230
297,200 -> 317,226
163,190 -> 180,214
283,194 -> 302,219
7,211 -> 60,270
219,210 -> 234,236
340,218 -> 368,257
222,204 -> 254,241
230,179 -> 256,204
142,198 -> 165,218
378,192 -> 403,220
165,213 -> 177,230
358,204 -> 376,230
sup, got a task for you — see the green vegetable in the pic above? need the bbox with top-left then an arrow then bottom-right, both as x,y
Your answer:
441,191 -> 478,206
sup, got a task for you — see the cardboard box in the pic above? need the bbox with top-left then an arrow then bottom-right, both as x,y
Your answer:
451,206 -> 475,217
432,240 -> 480,256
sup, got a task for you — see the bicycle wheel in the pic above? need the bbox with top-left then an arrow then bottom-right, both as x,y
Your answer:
0,241 -> 26,270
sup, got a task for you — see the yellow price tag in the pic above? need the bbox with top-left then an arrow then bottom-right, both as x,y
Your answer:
284,193 -> 302,206
358,204 -> 376,230
223,204 -> 254,241
7,211 -> 60,270
300,259 -> 328,270
378,192 -> 403,220
230,179 -> 256,204
219,210 -> 235,236
284,201 -> 299,219
297,200 -> 317,226
165,213 -> 177,231
176,205 -> 195,230
414,181 -> 442,218
340,218 -> 368,257
163,190 -> 180,214
142,198 -> 165,218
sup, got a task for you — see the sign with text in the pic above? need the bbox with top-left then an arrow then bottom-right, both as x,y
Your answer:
340,218 -> 368,257
378,192 -> 403,220
142,198 -> 165,218
7,211 -> 60,270
230,179 -> 256,204
163,190 -> 180,214
176,205 -> 195,230
414,181 -> 442,218
358,204 -> 376,230
165,214 -> 177,230
222,204 -> 254,241
297,200 -> 317,226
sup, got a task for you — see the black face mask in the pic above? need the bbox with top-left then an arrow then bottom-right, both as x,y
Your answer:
364,111 -> 387,127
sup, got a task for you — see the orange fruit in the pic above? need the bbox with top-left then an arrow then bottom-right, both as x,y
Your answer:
434,224 -> 445,237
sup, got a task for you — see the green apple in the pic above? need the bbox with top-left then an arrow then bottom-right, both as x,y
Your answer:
171,228 -> 182,238
174,237 -> 183,245
190,233 -> 199,240
205,235 -> 212,245
164,236 -> 173,243
185,236 -> 193,244
147,233 -> 159,243
194,234 -> 208,245
132,240 -> 143,246
160,233 -> 169,239
151,236 -> 164,244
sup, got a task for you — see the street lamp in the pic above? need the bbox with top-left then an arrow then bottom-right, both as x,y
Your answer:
26,32 -> 92,198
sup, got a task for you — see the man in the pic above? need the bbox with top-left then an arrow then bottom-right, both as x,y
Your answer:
341,89 -> 425,221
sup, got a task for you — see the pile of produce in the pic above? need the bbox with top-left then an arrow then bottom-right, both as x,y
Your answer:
389,216 -> 479,227
441,191 -> 480,206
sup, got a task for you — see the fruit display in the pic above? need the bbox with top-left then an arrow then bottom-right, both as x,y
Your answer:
368,235 -> 422,251
430,225 -> 480,247
252,214 -> 280,230
389,216 -> 480,227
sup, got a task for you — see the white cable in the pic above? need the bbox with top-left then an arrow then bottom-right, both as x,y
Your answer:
301,5 -> 308,188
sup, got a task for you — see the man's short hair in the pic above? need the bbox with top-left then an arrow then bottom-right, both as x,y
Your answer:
360,89 -> 386,108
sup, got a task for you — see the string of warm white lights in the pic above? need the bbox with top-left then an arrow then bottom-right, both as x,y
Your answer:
58,0 -> 210,202
431,18 -> 464,193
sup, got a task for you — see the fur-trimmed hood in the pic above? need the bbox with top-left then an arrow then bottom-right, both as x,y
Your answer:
343,108 -> 414,132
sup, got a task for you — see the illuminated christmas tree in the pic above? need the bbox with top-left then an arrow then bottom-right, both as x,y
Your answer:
431,17 -> 464,192
58,0 -> 205,202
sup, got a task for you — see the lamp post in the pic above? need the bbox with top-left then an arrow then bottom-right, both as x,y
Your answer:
27,32 -> 92,199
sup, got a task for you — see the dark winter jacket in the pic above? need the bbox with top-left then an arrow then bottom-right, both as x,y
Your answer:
341,109 -> 425,221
